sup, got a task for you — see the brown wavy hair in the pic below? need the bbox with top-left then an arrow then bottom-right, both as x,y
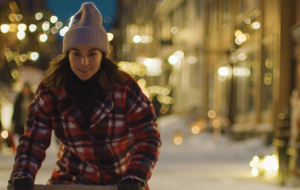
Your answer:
43,54 -> 128,90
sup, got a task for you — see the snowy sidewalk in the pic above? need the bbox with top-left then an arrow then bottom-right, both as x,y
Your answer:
148,115 -> 295,190
0,114 -> 297,190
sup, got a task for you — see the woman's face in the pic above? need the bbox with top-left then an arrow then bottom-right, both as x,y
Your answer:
68,45 -> 103,81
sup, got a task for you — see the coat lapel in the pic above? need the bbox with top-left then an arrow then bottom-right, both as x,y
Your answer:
54,87 -> 114,130
89,90 -> 114,128
56,93 -> 87,128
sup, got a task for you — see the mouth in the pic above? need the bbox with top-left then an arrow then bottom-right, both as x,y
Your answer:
79,68 -> 91,73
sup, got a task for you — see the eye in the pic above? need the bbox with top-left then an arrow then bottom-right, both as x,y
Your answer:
73,52 -> 80,56
89,52 -> 97,57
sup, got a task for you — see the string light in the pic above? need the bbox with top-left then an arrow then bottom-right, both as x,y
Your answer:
16,14 -> 23,21
18,23 -> 27,31
56,21 -> 63,29
29,52 -> 39,61
107,33 -> 114,41
1,24 -> 10,33
40,34 -> 48,42
51,27 -> 58,34
42,21 -> 50,31
50,16 -> 58,23
17,31 -> 26,40
1,131 -> 8,139
35,12 -> 43,20
29,24 -> 37,32
133,35 -> 141,43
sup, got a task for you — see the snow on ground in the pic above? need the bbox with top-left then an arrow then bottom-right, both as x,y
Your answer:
0,114 -> 297,190
157,114 -> 274,163
148,114 -> 294,190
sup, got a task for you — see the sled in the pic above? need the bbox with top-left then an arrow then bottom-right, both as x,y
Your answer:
7,184 -> 117,190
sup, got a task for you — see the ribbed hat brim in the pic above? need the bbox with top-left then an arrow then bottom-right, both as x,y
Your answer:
63,27 -> 109,55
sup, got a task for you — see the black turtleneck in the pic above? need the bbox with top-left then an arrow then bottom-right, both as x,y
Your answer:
65,67 -> 100,121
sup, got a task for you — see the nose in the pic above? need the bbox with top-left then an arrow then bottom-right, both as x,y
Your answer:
81,56 -> 89,65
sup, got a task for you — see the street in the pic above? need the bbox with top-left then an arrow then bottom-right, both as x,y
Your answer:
0,114 -> 297,190
148,115 -> 294,190
1,0 -> 300,189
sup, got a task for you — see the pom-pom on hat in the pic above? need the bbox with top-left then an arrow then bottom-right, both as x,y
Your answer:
62,2 -> 109,55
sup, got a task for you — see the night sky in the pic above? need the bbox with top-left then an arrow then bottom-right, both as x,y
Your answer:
45,0 -> 117,31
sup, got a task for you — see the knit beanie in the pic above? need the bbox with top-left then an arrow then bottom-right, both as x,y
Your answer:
62,2 -> 109,55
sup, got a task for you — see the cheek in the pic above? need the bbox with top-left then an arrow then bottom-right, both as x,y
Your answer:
69,56 -> 78,67
68,58 -> 78,73
93,57 -> 102,69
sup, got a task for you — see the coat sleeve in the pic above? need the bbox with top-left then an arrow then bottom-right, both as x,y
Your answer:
8,82 -> 53,184
122,77 -> 162,185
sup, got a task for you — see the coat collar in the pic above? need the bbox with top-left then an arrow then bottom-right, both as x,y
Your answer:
53,87 -> 114,130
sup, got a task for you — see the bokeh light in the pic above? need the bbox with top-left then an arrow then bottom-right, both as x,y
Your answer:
18,23 -> 26,31
107,33 -> 114,41
1,130 -> 8,139
17,31 -> 26,40
50,15 -> 58,23
29,24 -> 37,32
40,34 -> 48,42
35,12 -> 43,20
133,35 -> 141,43
1,24 -> 10,33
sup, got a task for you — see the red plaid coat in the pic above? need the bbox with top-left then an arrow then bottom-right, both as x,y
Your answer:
9,73 -> 161,190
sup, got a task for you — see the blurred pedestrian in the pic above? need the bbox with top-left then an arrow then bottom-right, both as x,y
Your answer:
11,83 -> 34,137
8,2 -> 161,190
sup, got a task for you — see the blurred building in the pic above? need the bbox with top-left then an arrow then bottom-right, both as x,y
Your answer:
112,0 -> 300,185
113,0 -> 297,138
196,0 -> 295,139
112,0 -> 174,116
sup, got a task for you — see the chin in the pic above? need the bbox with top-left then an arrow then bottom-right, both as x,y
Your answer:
81,78 -> 91,81
78,76 -> 91,81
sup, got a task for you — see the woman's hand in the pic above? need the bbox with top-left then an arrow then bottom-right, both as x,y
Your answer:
12,176 -> 34,190
118,179 -> 145,190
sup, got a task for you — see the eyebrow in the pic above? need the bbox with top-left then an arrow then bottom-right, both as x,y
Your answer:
70,48 -> 99,52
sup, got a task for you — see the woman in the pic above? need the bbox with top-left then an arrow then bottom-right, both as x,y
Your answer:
9,2 -> 161,190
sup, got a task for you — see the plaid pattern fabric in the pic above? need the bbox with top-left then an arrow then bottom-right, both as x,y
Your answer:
9,73 -> 161,190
